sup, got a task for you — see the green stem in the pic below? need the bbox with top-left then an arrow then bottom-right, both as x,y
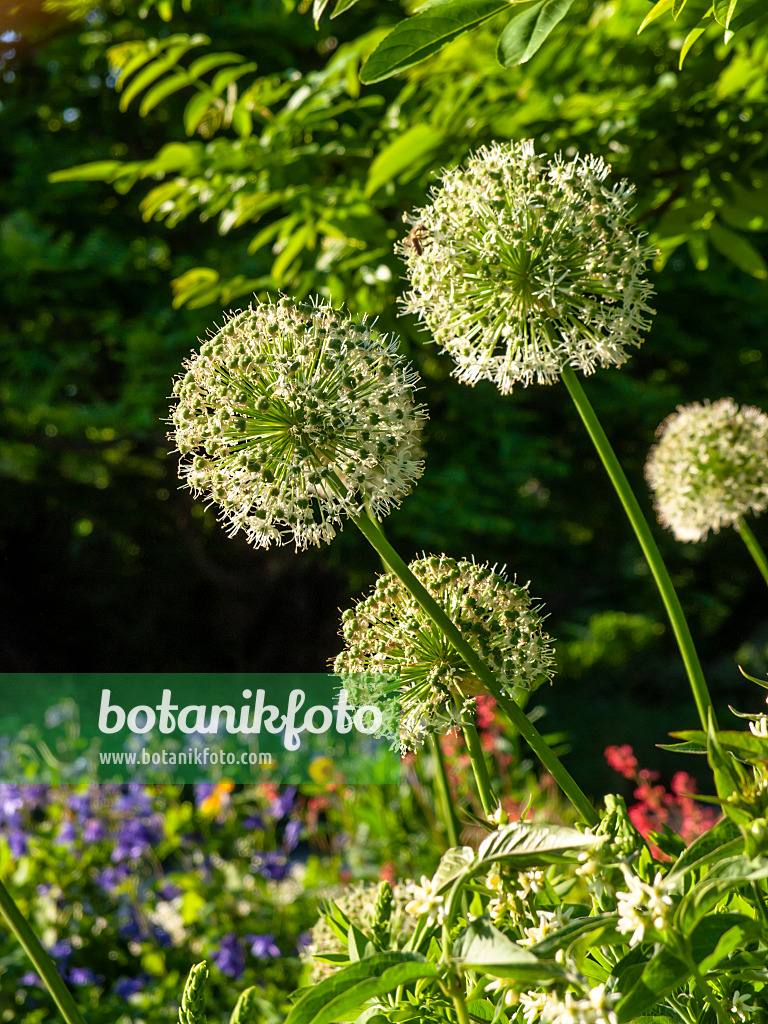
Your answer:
0,876 -> 87,1024
735,517 -> 768,589
460,716 -> 495,817
351,512 -> 598,827
428,733 -> 461,848
560,366 -> 713,731
445,976 -> 472,1024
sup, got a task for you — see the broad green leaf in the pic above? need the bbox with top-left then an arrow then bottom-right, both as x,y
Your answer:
679,24 -> 706,66
477,822 -> 603,869
139,72 -> 191,117
284,954 -> 438,1024
171,267 -> 219,309
666,817 -> 742,885
312,0 -> 333,26
670,728 -> 768,760
656,740 -> 707,754
184,92 -> 217,136
331,0 -> 365,17
187,52 -> 246,79
453,917 -> 567,980
709,221 -> 768,279
496,0 -> 575,67
49,161 -> 124,183
638,0 -> 674,33
676,854 -> 768,930
616,948 -> 689,1022
211,63 -> 258,95
119,40 -> 208,111
529,914 -> 622,958
365,124 -> 444,197
431,845 -> 476,894
671,0 -> 688,18
713,0 -> 739,28
360,0 -> 510,84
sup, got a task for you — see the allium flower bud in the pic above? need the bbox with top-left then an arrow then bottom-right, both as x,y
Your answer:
645,398 -> 768,542
170,297 -> 427,549
399,139 -> 656,394
334,554 -> 555,750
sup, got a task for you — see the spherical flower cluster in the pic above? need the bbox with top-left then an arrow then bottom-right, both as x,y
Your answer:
170,297 -> 427,549
399,139 -> 656,394
615,866 -> 673,947
334,555 -> 555,750
645,398 -> 768,542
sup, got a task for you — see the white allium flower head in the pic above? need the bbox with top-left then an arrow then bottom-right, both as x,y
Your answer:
334,554 -> 556,750
645,398 -> 768,543
399,139 -> 656,394
170,296 -> 427,549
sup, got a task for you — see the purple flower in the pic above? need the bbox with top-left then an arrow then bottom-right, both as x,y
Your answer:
97,864 -> 130,893
268,787 -> 296,821
243,813 -> 264,829
253,850 -> 289,880
57,820 -> 77,845
67,793 -> 92,819
83,817 -> 107,842
211,933 -> 246,980
48,939 -> 73,966
67,967 -> 103,986
114,974 -> 149,998
247,933 -> 281,960
20,972 -> 42,988
115,785 -> 152,815
112,817 -> 162,862
283,819 -> 303,851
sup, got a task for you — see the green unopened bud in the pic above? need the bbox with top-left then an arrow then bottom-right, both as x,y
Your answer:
372,880 -> 394,949
179,962 -> 208,1024
230,986 -> 260,1024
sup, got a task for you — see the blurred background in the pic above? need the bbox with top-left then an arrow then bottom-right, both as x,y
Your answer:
2,0 -> 768,797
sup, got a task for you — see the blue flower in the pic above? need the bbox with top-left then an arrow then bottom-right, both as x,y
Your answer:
246,933 -> 281,960
269,787 -> 297,821
211,933 -> 246,980
114,975 -> 149,999
283,819 -> 303,852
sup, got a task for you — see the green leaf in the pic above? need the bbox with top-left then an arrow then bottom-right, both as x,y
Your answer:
360,0 -> 510,84
139,72 -> 191,116
210,63 -> 258,95
676,855 -> 768,931
670,728 -> 768,761
119,37 -> 208,111
616,948 -> 689,1022
496,0 -> 575,67
529,914 -> 623,958
453,918 -> 567,980
312,0 -> 334,27
431,845 -> 476,893
709,221 -> 768,279
656,740 -> 707,754
679,24 -> 707,67
365,124 -> 444,197
476,822 -> 603,869
184,92 -> 217,136
48,161 -> 125,183
187,52 -> 246,79
331,0 -> 365,18
638,0 -> 674,33
284,954 -> 439,1024
713,0 -> 739,28
666,817 -> 742,885
671,0 -> 688,19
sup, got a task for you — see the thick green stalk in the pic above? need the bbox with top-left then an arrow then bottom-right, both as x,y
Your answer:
560,366 -> 713,731
460,717 -> 495,816
352,512 -> 598,827
736,517 -> 768,589
428,733 -> 461,848
0,876 -> 87,1024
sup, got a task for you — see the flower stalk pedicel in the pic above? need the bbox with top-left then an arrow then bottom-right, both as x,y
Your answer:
171,297 -> 426,549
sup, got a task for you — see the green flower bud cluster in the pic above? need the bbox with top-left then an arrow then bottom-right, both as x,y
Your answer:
645,398 -> 768,542
170,297 -> 427,549
179,962 -> 208,1024
399,140 -> 655,394
334,554 -> 555,750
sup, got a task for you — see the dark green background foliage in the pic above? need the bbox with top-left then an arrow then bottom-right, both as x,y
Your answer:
2,0 -> 767,795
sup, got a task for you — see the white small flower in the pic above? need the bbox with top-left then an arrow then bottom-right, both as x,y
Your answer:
519,906 -> 573,947
749,716 -> 768,738
486,870 -> 503,891
399,139 -> 655,394
489,892 -> 517,924
615,866 -> 672,946
519,989 -> 550,1024
646,398 -> 768,543
517,867 -> 546,899
486,977 -> 519,1007
170,296 -> 426,549
404,875 -> 445,926
730,989 -> 757,1022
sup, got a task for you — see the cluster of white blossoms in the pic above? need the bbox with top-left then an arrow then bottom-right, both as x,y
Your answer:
170,297 -> 426,549
645,397 -> 768,543
399,139 -> 655,394
403,875 -> 445,925
489,984 -> 618,1024
334,554 -> 555,749
615,866 -> 673,947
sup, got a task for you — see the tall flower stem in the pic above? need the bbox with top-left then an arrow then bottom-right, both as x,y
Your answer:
459,716 -> 495,817
352,511 -> 598,827
736,517 -> 768,589
0,876 -> 87,1024
428,733 -> 461,848
560,366 -> 714,731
